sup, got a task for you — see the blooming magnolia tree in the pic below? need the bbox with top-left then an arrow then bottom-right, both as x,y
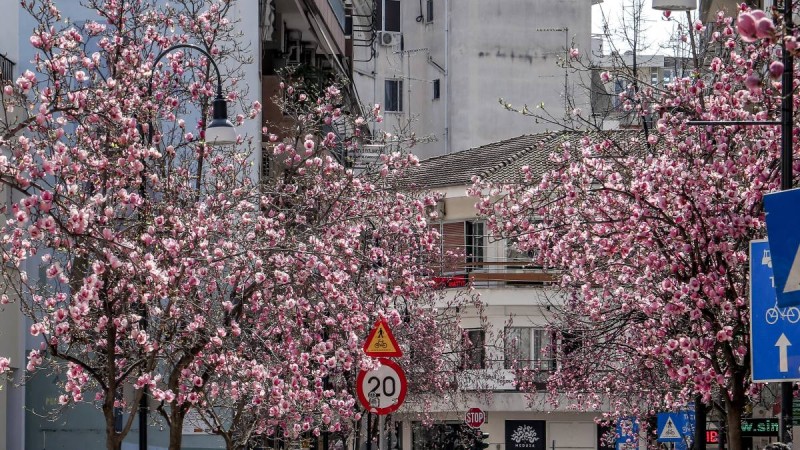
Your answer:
473,6 -> 798,450
0,2 -> 485,449
0,1 -> 264,448
183,82 -> 484,449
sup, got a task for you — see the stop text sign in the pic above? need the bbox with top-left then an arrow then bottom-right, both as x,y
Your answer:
465,407 -> 486,428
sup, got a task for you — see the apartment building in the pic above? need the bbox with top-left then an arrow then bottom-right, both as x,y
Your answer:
397,131 -> 613,450
591,51 -> 690,129
350,0 -> 595,160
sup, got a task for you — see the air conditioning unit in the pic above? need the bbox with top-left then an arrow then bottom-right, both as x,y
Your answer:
378,31 -> 401,47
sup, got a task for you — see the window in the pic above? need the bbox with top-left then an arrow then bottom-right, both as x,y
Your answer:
426,0 -> 434,22
385,79 -> 403,112
650,70 -> 658,85
612,78 -> 627,110
432,78 -> 440,100
663,69 -> 673,84
465,221 -> 484,269
504,327 -> 554,371
413,423 -> 480,450
0,54 -> 14,82
506,237 -> 538,268
462,329 -> 485,369
376,0 -> 401,32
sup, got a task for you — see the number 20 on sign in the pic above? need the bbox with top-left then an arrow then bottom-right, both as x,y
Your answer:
356,358 -> 408,415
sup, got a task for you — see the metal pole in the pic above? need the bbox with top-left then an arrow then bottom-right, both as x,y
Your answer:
367,412 -> 372,450
695,398 -> 706,450
379,414 -> 386,450
781,0 -> 795,444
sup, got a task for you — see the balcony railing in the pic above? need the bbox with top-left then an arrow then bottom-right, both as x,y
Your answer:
433,261 -> 557,289
0,54 -> 14,82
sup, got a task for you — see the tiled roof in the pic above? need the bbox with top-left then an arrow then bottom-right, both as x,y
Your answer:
405,129 -> 649,189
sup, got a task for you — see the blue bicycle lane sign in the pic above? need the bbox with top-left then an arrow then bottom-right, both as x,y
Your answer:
751,239 -> 800,382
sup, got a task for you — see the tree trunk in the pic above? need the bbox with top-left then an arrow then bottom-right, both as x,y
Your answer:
695,396 -> 707,450
103,399 -> 121,450
725,371 -> 747,450
168,406 -> 187,450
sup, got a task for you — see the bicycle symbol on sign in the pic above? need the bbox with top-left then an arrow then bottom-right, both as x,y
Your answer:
766,300 -> 800,324
763,249 -> 773,268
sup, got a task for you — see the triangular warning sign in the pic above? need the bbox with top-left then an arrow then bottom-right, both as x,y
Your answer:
659,418 -> 682,440
363,318 -> 403,357
783,246 -> 800,294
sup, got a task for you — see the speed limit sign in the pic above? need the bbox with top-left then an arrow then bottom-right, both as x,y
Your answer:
356,358 -> 407,415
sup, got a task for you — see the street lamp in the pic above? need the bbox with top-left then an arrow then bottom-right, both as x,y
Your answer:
138,44 -> 236,450
148,43 -> 237,146
651,0 -> 702,74
659,0 -> 795,447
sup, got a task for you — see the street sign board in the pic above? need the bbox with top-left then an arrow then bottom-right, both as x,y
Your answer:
751,239 -> 800,381
657,414 -> 682,442
465,407 -> 486,429
356,358 -> 407,415
740,418 -> 779,437
615,417 -> 638,450
363,318 -> 403,357
656,409 -> 694,445
765,188 -> 800,307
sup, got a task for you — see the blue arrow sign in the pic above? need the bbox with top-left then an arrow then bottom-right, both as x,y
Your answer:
764,188 -> 800,307
615,417 -> 638,450
750,239 -> 800,381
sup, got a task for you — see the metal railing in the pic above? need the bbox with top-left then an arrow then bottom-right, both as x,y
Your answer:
433,261 -> 557,289
0,54 -> 14,82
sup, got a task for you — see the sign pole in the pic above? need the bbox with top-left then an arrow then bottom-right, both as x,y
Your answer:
379,414 -> 386,450
367,411 -> 372,450
694,398 -> 705,450
780,0 -> 795,441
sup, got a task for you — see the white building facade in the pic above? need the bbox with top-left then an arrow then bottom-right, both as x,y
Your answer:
395,132 -> 610,450
0,0 -> 24,448
351,0 -> 594,160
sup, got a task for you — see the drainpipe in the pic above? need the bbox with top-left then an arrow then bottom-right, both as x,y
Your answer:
444,0 -> 450,153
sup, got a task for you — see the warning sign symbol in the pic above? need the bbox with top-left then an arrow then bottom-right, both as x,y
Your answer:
363,318 -> 403,357
659,417 -> 682,440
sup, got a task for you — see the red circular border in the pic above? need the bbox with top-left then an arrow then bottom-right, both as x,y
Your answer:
465,407 -> 485,428
356,358 -> 407,415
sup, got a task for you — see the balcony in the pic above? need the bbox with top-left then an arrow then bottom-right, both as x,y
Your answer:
433,261 -> 557,290
0,54 -> 14,82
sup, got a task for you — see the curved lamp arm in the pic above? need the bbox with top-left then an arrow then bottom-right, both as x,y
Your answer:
146,43 -> 236,146
147,43 -> 224,99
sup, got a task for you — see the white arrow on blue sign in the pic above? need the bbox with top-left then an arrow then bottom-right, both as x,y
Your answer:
750,239 -> 800,382
615,417 -> 638,450
764,188 -> 800,307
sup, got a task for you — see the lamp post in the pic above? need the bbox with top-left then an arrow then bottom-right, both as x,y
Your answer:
654,0 -> 795,447
138,43 -> 237,450
147,44 -> 237,193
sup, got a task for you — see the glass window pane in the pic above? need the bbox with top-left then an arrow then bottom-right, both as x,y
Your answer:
505,327 -> 531,369
385,80 -> 401,112
385,0 -> 401,32
464,329 -> 485,369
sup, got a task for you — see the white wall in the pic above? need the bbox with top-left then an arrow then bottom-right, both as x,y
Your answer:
229,0 -> 263,183
353,0 -> 592,160
0,1 -> 22,448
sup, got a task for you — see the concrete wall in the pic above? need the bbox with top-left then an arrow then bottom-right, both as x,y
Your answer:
353,0 -> 592,160
230,0 -> 263,184
0,1 -> 22,448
